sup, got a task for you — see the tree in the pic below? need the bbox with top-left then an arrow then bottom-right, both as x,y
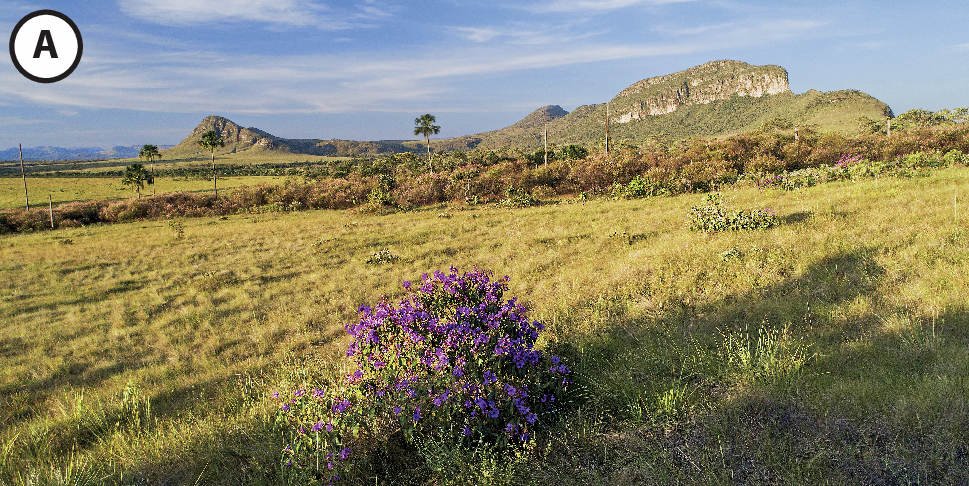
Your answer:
560,144 -> 588,160
413,114 -> 441,160
198,130 -> 225,198
139,144 -> 161,195
121,163 -> 153,199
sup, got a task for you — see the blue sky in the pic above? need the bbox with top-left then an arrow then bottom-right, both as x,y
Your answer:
1,0 -> 967,148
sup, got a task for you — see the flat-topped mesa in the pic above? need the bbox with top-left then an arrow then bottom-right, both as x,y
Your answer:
611,60 -> 791,123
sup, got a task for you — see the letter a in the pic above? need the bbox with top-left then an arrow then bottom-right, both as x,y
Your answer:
33,30 -> 58,58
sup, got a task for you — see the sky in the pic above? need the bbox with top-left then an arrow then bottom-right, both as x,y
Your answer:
1,0 -> 967,149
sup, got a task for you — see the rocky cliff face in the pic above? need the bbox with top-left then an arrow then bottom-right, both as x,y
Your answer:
612,60 -> 791,123
174,116 -> 278,152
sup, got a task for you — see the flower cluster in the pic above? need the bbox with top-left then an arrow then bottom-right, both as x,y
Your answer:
275,268 -> 570,482
274,387 -> 360,485
345,267 -> 570,446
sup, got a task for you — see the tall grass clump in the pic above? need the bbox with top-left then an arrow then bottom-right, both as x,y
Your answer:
276,268 -> 570,483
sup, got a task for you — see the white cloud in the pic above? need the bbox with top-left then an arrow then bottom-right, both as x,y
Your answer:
0,116 -> 51,126
116,0 -> 394,28
449,23 -> 608,45
0,16 -> 825,116
526,0 -> 696,13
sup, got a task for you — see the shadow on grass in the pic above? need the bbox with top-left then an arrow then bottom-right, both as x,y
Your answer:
35,245 -> 965,485
536,246 -> 969,485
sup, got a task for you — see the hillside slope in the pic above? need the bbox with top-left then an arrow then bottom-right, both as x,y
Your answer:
168,61 -> 893,157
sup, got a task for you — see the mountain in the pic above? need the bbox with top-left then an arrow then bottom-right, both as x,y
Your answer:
0,145 -> 142,161
168,60 -> 894,158
450,60 -> 892,150
164,116 -> 421,158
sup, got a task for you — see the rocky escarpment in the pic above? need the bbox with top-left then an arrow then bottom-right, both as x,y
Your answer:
611,60 -> 791,123
171,116 -> 279,153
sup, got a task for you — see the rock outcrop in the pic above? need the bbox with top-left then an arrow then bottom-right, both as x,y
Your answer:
170,116 -> 278,153
611,60 -> 791,123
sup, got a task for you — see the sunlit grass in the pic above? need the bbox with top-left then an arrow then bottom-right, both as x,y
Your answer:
1,167 -> 968,484
0,175 -> 290,209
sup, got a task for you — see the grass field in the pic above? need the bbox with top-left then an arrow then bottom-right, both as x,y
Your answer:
0,151 -> 352,210
0,175 -> 292,210
1,167 -> 968,484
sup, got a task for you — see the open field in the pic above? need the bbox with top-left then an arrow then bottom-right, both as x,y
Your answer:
1,167 -> 968,484
0,176 -> 291,210
0,152 -> 351,175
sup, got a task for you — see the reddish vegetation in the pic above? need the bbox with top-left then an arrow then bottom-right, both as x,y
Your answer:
2,125 -> 967,233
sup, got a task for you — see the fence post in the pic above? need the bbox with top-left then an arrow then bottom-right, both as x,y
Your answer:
20,144 -> 29,210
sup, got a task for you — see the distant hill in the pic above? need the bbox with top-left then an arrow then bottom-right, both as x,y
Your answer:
445,60 -> 893,151
0,145 -> 143,161
163,116 -> 423,159
166,60 -> 895,158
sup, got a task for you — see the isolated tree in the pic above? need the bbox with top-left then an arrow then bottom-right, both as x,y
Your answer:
198,130 -> 225,198
121,163 -> 153,199
139,144 -> 161,195
413,114 -> 441,159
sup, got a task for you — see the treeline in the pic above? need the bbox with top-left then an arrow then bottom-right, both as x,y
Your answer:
2,123 -> 968,233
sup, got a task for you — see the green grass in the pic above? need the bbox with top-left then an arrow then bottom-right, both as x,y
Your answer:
2,167 -> 968,484
0,175 -> 290,210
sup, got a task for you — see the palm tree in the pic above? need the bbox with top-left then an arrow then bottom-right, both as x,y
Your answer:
413,114 -> 441,160
139,144 -> 161,195
198,130 -> 225,198
121,163 -> 153,199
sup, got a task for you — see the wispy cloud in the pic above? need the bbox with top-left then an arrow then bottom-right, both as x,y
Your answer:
525,0 -> 696,13
449,23 -> 607,45
0,116 -> 51,126
0,15 -> 826,116
116,0 -> 395,28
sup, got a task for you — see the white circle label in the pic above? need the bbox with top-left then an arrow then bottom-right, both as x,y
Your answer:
9,10 -> 83,83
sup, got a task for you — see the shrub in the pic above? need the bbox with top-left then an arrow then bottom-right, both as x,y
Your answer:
560,144 -> 588,160
688,193 -> 778,232
276,268 -> 570,483
499,186 -> 538,208
623,175 -> 655,198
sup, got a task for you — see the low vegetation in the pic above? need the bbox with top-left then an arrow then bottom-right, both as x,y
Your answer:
2,121 -> 968,233
2,116 -> 969,484
2,153 -> 968,483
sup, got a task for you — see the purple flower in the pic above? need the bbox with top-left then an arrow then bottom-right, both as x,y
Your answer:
339,448 -> 351,460
312,421 -> 324,432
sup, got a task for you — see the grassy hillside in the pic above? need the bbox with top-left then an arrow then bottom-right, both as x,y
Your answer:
2,164 -> 968,483
456,89 -> 892,151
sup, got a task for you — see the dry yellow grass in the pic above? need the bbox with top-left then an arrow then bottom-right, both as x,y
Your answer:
1,167 -> 968,484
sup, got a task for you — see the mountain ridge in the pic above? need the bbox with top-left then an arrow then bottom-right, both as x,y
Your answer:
4,60 -> 894,161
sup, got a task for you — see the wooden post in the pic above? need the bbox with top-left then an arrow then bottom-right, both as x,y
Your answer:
887,118 -> 891,137
212,151 -> 218,199
19,144 -> 29,210
48,195 -> 54,229
605,102 -> 611,155
544,123 -> 548,167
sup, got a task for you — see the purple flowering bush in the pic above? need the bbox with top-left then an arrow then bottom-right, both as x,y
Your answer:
276,268 -> 570,482
346,268 -> 570,445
